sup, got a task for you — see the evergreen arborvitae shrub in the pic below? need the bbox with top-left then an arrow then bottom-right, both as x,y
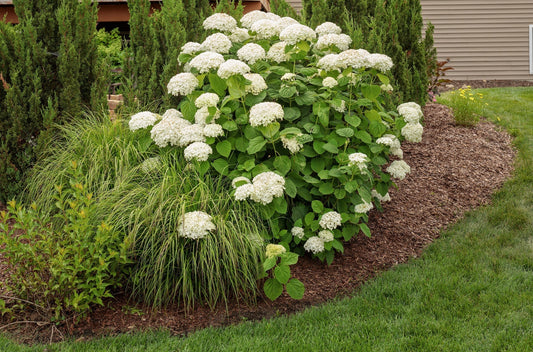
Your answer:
270,0 -> 299,18
0,0 -> 104,202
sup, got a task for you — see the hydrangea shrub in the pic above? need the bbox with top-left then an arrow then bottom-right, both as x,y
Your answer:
130,12 -> 424,264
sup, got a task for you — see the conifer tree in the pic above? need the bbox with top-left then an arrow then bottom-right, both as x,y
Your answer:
270,0 -> 299,18
0,0 -> 104,201
213,0 -> 244,20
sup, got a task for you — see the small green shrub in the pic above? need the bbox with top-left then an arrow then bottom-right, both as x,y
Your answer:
438,86 -> 487,126
0,162 -> 131,322
262,245 -> 304,301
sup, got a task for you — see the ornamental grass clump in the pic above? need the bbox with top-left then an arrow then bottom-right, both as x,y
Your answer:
130,12 -> 425,264
439,86 -> 487,126
25,113 -> 266,308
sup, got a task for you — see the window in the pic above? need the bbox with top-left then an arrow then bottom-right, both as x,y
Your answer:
530,25 -> 533,74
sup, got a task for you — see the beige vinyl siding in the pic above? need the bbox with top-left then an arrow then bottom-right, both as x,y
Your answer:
286,0 -> 303,13
421,0 -> 533,80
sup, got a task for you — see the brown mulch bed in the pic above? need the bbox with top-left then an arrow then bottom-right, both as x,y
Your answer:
0,102 -> 516,345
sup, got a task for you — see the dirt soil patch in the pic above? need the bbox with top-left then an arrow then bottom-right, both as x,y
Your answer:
0,102 -> 516,345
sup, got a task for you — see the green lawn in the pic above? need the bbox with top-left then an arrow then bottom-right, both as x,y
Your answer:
2,87 -> 532,351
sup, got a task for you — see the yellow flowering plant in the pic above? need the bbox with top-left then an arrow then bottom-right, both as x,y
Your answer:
441,86 -> 487,126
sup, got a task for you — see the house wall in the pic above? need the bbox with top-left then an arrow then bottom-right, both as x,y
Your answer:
422,0 -> 533,80
286,0 -> 302,13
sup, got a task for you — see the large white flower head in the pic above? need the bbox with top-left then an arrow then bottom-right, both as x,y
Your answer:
317,54 -> 347,72
162,108 -> 183,120
178,211 -> 216,240
281,73 -> 296,81
265,12 -> 282,21
354,200 -> 374,214
279,24 -> 316,44
372,189 -> 391,202
398,102 -> 423,123
281,135 -> 303,154
386,160 -> 411,180
318,230 -> 334,242
183,141 -> 212,162
322,77 -> 338,88
229,27 -> 251,43
201,33 -> 232,54
203,123 -> 224,138
250,19 -> 280,39
319,211 -> 342,230
129,111 -> 158,131
195,92 -> 220,108
367,53 -> 394,72
339,49 -> 370,69
267,41 -> 290,63
315,22 -> 342,36
291,226 -> 305,239
304,236 -> 325,254
150,114 -> 190,148
376,134 -> 401,150
240,10 -> 269,29
217,59 -> 251,79
194,107 -> 220,125
244,73 -> 268,95
315,33 -> 352,51
234,183 -> 254,201
180,42 -> 202,55
237,43 -> 266,64
277,16 -> 299,30
249,102 -> 284,127
141,156 -> 161,173
178,124 -> 206,147
265,244 -> 286,258
250,171 -> 285,205
348,152 -> 369,171
189,51 -> 225,73
167,72 -> 199,96
401,122 -> 424,143
203,13 -> 237,32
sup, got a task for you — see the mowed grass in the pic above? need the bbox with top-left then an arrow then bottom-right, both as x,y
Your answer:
2,87 -> 532,351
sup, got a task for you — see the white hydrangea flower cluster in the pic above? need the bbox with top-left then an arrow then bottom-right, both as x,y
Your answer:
281,73 -> 297,81
304,236 -> 325,254
183,141 -> 212,162
265,244 -> 286,258
240,10 -> 270,28
319,211 -> 342,230
167,73 -> 199,96
181,42 -> 202,55
229,27 -> 250,42
201,33 -> 232,54
234,171 -> 285,205
339,49 -> 370,69
249,102 -> 284,127
237,43 -> 266,64
244,73 -> 268,95
322,77 -> 338,88
372,189 -> 391,202
195,93 -> 219,108
318,54 -> 347,72
150,113 -> 191,148
279,24 -> 316,44
280,135 -> 303,154
376,134 -> 403,159
189,51 -> 225,73
348,152 -> 369,171
203,13 -> 237,32
318,230 -> 334,242
398,102 -> 424,143
386,160 -> 411,180
231,176 -> 251,188
141,156 -> 161,173
217,59 -> 251,79
315,33 -> 352,51
250,19 -> 280,39
178,124 -> 206,147
267,42 -> 290,63
129,111 -> 158,131
367,53 -> 394,72
291,226 -> 305,239
354,200 -> 374,214
203,123 -> 224,138
177,211 -> 216,240
315,22 -> 342,36
277,16 -> 299,30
